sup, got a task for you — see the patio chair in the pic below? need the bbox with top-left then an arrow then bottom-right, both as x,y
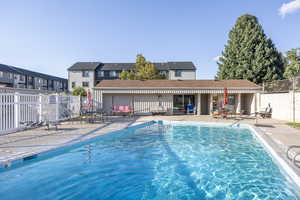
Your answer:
123,106 -> 133,117
186,104 -> 196,115
112,106 -> 120,115
112,105 -> 132,116
212,109 -> 227,119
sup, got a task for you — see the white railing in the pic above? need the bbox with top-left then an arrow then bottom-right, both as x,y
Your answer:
0,87 -> 52,94
0,93 -> 80,135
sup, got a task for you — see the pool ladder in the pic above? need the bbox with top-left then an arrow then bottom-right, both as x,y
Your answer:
230,119 -> 241,127
286,145 -> 300,168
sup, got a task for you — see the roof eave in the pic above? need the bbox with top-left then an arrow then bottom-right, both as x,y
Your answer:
94,87 -> 261,90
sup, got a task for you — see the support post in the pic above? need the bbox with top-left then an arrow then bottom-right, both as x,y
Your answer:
237,93 -> 241,114
209,94 -> 213,115
99,91 -> 103,110
197,93 -> 201,115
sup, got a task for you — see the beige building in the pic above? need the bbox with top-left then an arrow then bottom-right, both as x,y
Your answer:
93,80 -> 261,115
68,62 -> 197,92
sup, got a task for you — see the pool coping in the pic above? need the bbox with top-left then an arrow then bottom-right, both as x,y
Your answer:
249,125 -> 300,187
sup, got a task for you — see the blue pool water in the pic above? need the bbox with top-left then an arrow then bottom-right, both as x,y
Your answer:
0,121 -> 299,200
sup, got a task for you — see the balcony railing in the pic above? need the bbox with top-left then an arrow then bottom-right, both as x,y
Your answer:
95,76 -> 119,80
0,76 -> 14,84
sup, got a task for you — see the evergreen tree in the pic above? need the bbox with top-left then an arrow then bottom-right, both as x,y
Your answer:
283,48 -> 300,78
120,54 -> 166,80
216,14 -> 284,84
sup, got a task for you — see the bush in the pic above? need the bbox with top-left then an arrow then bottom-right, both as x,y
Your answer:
72,87 -> 86,96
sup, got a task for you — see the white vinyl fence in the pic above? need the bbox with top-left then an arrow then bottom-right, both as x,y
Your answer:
261,76 -> 300,123
259,92 -> 300,123
0,93 -> 81,134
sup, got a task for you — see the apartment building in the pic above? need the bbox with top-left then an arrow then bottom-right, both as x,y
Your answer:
0,63 -> 68,92
68,62 -> 196,91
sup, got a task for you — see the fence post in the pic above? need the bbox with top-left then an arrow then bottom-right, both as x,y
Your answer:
14,92 -> 19,128
292,77 -> 296,123
56,94 -> 59,121
39,94 -> 43,122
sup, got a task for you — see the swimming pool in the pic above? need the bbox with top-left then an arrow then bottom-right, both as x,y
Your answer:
0,121 -> 299,199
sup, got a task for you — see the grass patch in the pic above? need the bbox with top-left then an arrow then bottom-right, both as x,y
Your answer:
287,122 -> 300,130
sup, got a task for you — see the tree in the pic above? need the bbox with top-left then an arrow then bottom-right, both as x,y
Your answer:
120,70 -> 136,80
216,14 -> 284,84
283,48 -> 300,78
72,87 -> 86,96
120,54 -> 166,80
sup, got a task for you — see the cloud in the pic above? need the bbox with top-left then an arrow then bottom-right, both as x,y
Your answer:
278,0 -> 300,17
213,56 -> 221,62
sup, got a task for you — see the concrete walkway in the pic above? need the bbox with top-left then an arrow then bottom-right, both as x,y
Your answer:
1,115 -> 300,174
0,117 -> 142,166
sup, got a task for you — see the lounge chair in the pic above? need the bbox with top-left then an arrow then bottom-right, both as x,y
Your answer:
45,120 -> 60,130
259,105 -> 272,118
151,106 -> 168,115
20,121 -> 43,130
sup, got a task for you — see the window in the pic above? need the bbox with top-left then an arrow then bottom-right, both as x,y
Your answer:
19,75 -> 25,82
109,71 -> 116,77
28,76 -> 33,83
160,71 -> 167,75
0,71 -> 3,77
72,82 -> 76,88
104,71 -> 110,77
228,95 -> 235,105
4,72 -> 13,79
175,70 -> 182,77
82,82 -> 89,87
97,71 -> 104,77
82,71 -> 90,77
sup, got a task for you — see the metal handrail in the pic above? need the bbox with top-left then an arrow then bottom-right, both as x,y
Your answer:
230,119 -> 242,127
286,145 -> 300,161
293,152 -> 300,168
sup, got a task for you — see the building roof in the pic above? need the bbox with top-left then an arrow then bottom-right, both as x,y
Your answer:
0,63 -> 67,81
95,80 -> 260,89
68,62 -> 196,71
68,62 -> 101,71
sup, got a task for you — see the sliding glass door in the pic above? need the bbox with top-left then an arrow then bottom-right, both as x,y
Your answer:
173,95 -> 195,115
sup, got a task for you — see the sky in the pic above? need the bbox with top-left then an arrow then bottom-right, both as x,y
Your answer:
0,0 -> 299,79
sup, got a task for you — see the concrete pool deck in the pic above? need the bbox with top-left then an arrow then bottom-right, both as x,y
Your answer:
1,115 -> 300,176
